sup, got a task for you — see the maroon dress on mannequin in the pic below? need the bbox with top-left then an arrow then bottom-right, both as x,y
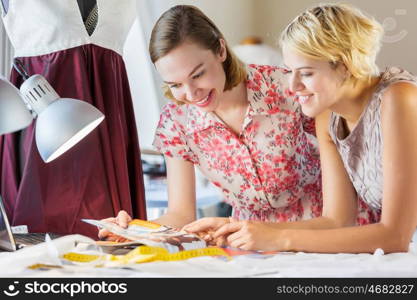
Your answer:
0,0 -> 146,238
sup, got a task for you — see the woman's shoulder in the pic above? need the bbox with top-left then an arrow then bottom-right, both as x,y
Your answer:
159,102 -> 190,122
157,102 -> 191,132
381,79 -> 417,108
246,64 -> 297,114
378,67 -> 417,103
378,68 -> 417,129
246,64 -> 289,83
160,102 -> 186,115
377,67 -> 417,94
246,64 -> 292,95
158,102 -> 209,135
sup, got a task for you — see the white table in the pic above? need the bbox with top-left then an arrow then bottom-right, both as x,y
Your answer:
1,235 -> 417,278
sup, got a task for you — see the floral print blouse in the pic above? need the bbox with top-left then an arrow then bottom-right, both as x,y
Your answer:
153,65 -> 323,222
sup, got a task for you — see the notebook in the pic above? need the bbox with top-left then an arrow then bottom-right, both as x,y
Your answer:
0,196 -> 60,251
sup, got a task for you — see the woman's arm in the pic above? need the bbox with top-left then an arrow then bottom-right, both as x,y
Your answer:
216,83 -> 417,253
151,156 -> 197,228
98,156 -> 197,239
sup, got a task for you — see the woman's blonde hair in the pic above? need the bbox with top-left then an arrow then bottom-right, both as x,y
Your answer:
279,3 -> 384,83
149,5 -> 246,104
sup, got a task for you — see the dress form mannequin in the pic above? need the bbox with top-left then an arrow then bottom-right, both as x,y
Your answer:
0,0 -> 147,238
77,0 -> 96,21
1,0 -> 8,13
2,1 -> 96,19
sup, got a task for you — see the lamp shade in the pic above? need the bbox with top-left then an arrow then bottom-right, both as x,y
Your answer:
0,76 -> 33,135
1,72 -> 104,163
35,98 -> 105,163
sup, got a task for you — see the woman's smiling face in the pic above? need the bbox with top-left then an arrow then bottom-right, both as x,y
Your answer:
155,40 -> 227,112
282,46 -> 348,117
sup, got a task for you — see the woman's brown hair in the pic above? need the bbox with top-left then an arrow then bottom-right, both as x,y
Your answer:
149,5 -> 246,104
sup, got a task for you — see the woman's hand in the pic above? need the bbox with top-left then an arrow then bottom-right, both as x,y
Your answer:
97,210 -> 132,241
182,217 -> 230,232
213,220 -> 285,251
182,217 -> 231,246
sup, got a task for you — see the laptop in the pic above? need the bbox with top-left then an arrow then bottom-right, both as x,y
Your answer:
0,196 -> 60,251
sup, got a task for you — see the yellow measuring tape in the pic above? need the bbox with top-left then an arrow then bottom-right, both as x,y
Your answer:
62,246 -> 230,265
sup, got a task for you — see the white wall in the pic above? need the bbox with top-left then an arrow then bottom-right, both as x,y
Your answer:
0,18 -> 13,77
124,19 -> 161,149
254,0 -> 417,73
144,0 -> 255,46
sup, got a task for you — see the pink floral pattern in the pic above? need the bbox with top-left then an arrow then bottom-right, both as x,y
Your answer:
153,65 -> 323,222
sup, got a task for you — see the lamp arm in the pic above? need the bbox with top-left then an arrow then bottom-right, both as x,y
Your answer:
12,58 -> 29,80
10,59 -> 36,115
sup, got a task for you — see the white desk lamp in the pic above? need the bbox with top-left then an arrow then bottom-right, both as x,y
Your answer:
0,59 -> 105,162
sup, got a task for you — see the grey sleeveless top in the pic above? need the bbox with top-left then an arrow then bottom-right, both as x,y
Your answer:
329,67 -> 417,210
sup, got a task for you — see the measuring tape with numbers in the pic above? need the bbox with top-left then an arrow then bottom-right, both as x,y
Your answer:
62,246 -> 231,265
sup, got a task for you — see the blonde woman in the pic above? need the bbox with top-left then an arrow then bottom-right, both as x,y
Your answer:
186,3 -> 417,253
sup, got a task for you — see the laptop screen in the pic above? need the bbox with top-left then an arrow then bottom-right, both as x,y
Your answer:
0,196 -> 17,251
